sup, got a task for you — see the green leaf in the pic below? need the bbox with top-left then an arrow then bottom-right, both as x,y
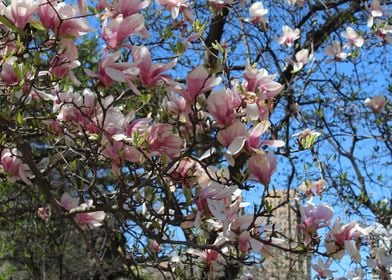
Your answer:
163,26 -> 172,40
16,112 -> 23,125
0,15 -> 17,32
29,20 -> 46,31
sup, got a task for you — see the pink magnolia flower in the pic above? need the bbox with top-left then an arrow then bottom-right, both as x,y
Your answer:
60,193 -> 106,229
110,0 -> 150,17
325,41 -> 348,62
0,58 -> 19,85
325,218 -> 368,262
223,120 -> 284,157
85,52 -> 139,87
208,0 -> 233,10
187,248 -> 220,279
217,120 -> 247,148
299,202 -> 334,243
102,14 -> 147,49
132,45 -> 177,86
341,27 -> 364,48
49,55 -> 81,86
225,215 -> 284,257
1,148 -> 32,185
366,0 -> 385,27
364,95 -> 387,113
312,258 -> 335,279
164,92 -> 191,123
207,88 -> 241,127
101,140 -> 143,175
247,2 -> 268,25
243,66 -> 283,99
60,193 -> 79,211
277,25 -> 300,47
37,206 -> 51,223
248,151 -> 276,186
2,0 -> 37,29
148,240 -> 161,253
77,0 -> 87,15
245,99 -> 270,121
125,117 -> 151,137
55,88 -> 95,125
367,248 -> 392,279
75,201 -> 106,229
168,157 -> 197,187
50,39 -> 81,85
291,49 -> 312,72
38,1 -> 92,37
147,124 -> 183,158
298,179 -> 326,197
195,178 -> 237,221
188,248 -> 220,264
181,66 -> 222,101
157,0 -> 193,20
376,24 -> 392,44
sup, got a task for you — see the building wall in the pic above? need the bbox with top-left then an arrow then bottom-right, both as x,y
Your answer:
261,190 -> 310,280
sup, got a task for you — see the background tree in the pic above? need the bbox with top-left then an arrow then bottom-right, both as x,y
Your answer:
0,0 -> 391,279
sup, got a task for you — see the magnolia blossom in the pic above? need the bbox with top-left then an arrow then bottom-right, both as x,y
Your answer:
38,1 -> 92,37
85,52 -> 139,87
376,24 -> 392,44
208,0 -> 233,10
132,45 -> 177,86
195,181 -> 238,221
341,27 -> 364,48
181,66 -> 222,101
164,92 -> 191,124
248,151 -> 276,186
101,141 -> 143,175
224,120 -> 284,157
298,179 -> 326,197
110,0 -> 150,17
37,206 -> 51,223
325,218 -> 368,262
217,121 -> 247,148
147,124 -> 183,158
102,14 -> 147,49
0,57 -> 19,85
157,0 -> 194,21
277,25 -> 300,47
364,95 -> 387,113
325,41 -> 348,62
1,148 -> 33,185
60,193 -> 106,229
2,0 -> 37,29
247,2 -> 268,26
312,258 -> 335,279
291,49 -> 312,72
243,66 -> 283,99
55,88 -> 95,124
187,248 -> 221,279
299,202 -> 334,243
223,215 -> 285,257
207,88 -> 241,127
367,0 -> 384,27
367,248 -> 392,279
50,54 -> 81,86
148,240 -> 161,253
168,157 -> 197,187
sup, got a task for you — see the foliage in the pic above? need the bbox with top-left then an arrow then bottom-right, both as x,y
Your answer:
0,0 -> 391,279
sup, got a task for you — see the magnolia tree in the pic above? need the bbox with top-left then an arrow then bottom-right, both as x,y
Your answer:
0,0 -> 391,279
